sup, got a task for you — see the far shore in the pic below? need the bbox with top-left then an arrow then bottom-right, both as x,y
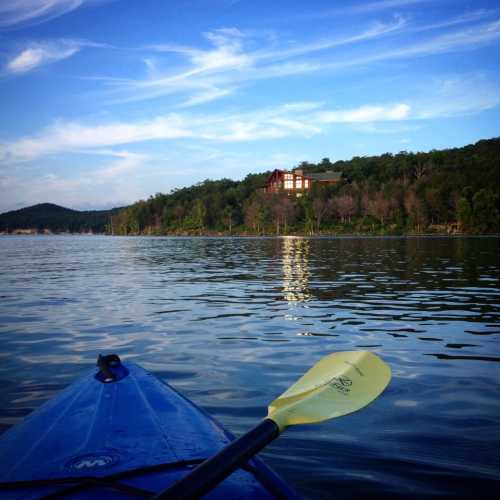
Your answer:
2,229 -> 499,238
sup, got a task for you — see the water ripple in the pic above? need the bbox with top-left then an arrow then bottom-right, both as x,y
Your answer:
0,235 -> 499,498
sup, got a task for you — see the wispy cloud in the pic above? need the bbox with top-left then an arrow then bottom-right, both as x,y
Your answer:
351,122 -> 422,134
96,15 -> 500,110
386,19 -> 500,58
0,102 -> 388,162
5,39 -> 87,74
412,9 -> 499,33
91,150 -> 148,181
64,148 -> 149,180
413,74 -> 500,118
2,70 -> 499,164
316,104 -> 410,123
102,18 -> 405,106
0,0 -> 104,30
315,19 -> 500,74
250,18 -> 406,61
1,115 -> 192,161
323,0 -> 435,17
0,150 -> 148,212
179,87 -> 235,108
0,101 -> 417,162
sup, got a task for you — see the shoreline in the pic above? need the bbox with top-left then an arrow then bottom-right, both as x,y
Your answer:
2,231 -> 499,238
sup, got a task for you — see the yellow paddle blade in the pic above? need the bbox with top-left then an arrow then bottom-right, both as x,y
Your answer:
267,351 -> 391,431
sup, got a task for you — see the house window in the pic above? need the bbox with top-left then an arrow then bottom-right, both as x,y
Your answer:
296,178 -> 303,189
304,179 -> 310,188
284,180 -> 294,189
284,173 -> 293,180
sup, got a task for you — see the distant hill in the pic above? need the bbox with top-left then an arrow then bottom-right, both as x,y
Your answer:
0,203 -> 122,234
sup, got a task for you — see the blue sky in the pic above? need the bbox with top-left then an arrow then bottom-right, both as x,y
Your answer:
0,0 -> 499,212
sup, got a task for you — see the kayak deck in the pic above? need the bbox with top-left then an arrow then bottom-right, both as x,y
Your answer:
0,360 -> 296,498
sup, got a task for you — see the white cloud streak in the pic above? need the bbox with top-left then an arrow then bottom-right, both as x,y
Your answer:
0,102 -> 414,162
316,104 -> 410,123
0,0 -> 102,29
0,150 -> 148,212
323,0 -> 435,16
92,150 -> 147,181
412,75 -> 500,118
98,15 -> 500,109
385,19 -> 500,58
103,18 -> 406,105
411,9 -> 499,33
5,39 -> 84,74
315,19 -> 500,74
2,115 -> 191,161
251,17 -> 406,62
4,69 -> 499,165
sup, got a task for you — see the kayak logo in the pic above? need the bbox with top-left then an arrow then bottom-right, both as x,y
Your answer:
328,376 -> 352,395
65,452 -> 120,471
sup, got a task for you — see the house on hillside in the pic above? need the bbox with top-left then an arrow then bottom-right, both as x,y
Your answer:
264,168 -> 342,195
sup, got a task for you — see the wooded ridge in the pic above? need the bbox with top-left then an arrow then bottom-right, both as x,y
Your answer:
111,137 -> 500,235
1,137 -> 498,235
0,203 -> 120,234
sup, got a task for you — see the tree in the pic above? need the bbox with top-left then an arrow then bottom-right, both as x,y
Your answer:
425,187 -> 446,225
95,137 -> 500,236
244,196 -> 266,234
456,197 -> 472,231
312,197 -> 333,232
173,204 -> 185,227
301,198 -> 315,235
222,205 -> 234,233
364,192 -> 392,225
191,200 -> 206,232
404,189 -> 427,231
335,195 -> 356,223
270,194 -> 296,235
471,189 -> 499,232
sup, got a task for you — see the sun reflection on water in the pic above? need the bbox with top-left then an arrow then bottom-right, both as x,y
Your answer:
282,237 -> 312,303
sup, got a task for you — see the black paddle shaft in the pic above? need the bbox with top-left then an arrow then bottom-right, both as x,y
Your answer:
152,418 -> 280,500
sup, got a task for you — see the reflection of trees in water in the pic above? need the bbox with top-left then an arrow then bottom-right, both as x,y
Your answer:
282,237 -> 311,302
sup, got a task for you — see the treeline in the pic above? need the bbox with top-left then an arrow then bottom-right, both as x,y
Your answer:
0,203 -> 120,234
111,138 -> 500,236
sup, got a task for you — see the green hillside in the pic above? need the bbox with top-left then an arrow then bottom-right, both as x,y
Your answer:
0,203 -> 120,234
2,138 -> 499,236
111,137 -> 500,235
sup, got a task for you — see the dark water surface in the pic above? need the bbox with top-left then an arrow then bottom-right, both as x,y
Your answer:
1,236 -> 499,498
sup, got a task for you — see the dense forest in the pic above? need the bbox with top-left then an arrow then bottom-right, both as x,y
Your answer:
111,137 -> 500,235
1,138 -> 498,236
0,203 -> 120,234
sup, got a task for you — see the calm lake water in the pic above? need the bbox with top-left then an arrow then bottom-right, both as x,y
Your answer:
1,235 -> 499,498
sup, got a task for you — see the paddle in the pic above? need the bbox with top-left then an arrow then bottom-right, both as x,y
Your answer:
153,350 -> 391,500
